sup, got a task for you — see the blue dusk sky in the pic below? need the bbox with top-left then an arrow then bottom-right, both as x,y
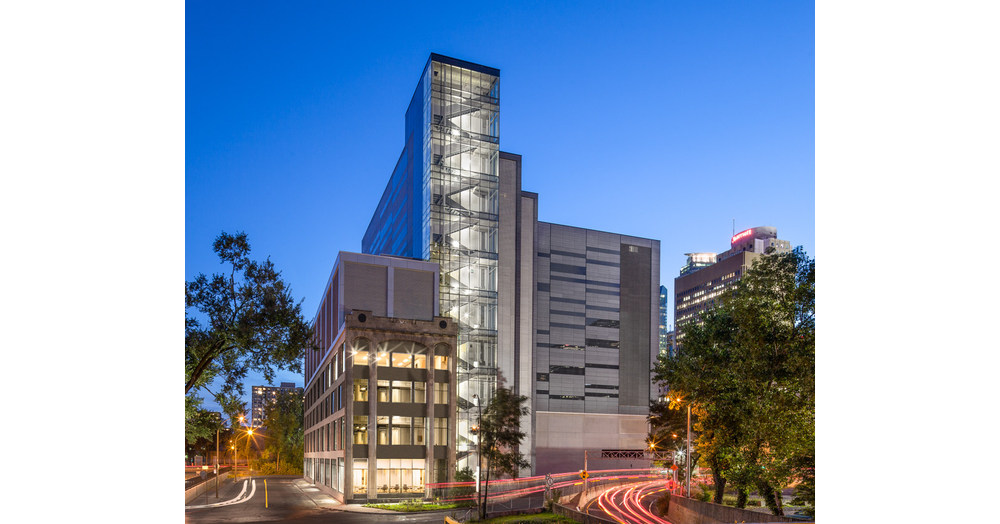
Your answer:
186,1 -> 814,412
11,3 -> 1000,519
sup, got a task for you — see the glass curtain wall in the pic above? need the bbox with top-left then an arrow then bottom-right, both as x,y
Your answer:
427,60 -> 500,470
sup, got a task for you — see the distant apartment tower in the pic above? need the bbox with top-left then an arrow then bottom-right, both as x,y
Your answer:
251,382 -> 302,427
674,227 -> 790,336
361,53 -> 660,475
302,252 -> 457,503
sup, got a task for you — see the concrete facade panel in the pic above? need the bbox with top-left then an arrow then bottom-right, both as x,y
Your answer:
392,268 -> 434,320
343,262 -> 388,316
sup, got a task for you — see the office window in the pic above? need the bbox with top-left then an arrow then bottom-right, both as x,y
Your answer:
392,381 -> 413,403
413,417 -> 427,445
414,382 -> 426,403
433,382 -> 449,404
391,352 -> 413,367
377,380 -> 390,402
353,379 -> 368,401
391,416 -> 412,445
433,418 -> 448,446
377,416 -> 389,445
353,416 -> 367,444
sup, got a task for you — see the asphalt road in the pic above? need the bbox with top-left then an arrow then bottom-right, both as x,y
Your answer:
185,477 -> 462,524
584,480 -> 671,524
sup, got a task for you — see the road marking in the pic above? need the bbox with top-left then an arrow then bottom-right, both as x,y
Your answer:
186,479 -> 256,510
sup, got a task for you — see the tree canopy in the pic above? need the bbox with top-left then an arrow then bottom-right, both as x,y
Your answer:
259,390 -> 304,474
185,231 -> 314,431
653,247 -> 814,516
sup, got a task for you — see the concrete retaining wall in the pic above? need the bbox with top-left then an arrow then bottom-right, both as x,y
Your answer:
553,503 -> 617,524
185,475 -> 229,504
664,494 -> 814,524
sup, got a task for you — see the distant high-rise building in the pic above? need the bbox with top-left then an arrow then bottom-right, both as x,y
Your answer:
679,253 -> 717,276
674,227 -> 791,337
251,382 -> 302,427
658,285 -> 669,355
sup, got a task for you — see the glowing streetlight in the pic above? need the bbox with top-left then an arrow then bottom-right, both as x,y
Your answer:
665,396 -> 693,498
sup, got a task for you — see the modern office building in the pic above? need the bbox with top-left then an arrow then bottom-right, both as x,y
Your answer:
674,226 -> 791,336
302,252 -> 458,502
654,330 -> 676,401
532,223 -> 659,473
658,285 -> 669,355
250,382 -> 302,427
362,53 -> 660,476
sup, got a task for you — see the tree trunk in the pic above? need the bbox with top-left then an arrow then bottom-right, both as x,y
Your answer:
712,473 -> 726,504
736,486 -> 749,508
482,453 -> 491,519
709,458 -> 726,503
757,481 -> 784,516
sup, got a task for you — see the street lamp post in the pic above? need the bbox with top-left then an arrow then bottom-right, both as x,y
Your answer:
215,427 -> 220,498
472,394 -> 483,520
238,416 -> 246,479
685,403 -> 691,497
245,428 -> 255,477
665,396 -> 693,497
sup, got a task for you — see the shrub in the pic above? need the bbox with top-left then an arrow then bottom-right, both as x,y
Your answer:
544,489 -> 562,511
248,459 -> 303,476
693,482 -> 712,502
721,495 -> 761,507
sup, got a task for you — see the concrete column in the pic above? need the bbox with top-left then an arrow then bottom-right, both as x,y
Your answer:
344,348 -> 354,500
368,338 -> 379,500
425,348 -> 435,497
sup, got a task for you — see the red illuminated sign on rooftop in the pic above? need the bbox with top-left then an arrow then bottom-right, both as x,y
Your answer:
731,228 -> 754,246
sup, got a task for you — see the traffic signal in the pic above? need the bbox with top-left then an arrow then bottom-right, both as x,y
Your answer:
580,470 -> 589,480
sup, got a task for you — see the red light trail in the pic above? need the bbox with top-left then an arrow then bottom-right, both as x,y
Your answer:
593,480 -> 671,524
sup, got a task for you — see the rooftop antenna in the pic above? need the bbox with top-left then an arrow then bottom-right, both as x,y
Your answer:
732,219 -> 735,236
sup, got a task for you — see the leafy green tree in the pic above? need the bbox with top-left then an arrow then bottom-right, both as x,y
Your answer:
185,232 -> 315,439
186,394 -> 222,444
653,247 -> 814,516
260,390 -> 304,474
647,398 -> 689,464
476,387 -> 530,519
647,397 -> 700,493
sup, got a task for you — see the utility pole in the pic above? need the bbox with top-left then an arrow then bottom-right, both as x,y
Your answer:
215,427 -> 220,497
685,404 -> 691,497
584,450 -> 588,496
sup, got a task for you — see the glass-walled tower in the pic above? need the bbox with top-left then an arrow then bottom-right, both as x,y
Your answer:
429,58 -> 500,472
364,54 -> 500,471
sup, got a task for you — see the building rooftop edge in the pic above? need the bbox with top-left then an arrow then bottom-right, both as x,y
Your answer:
310,251 -> 439,324
538,220 -> 660,245
428,52 -> 500,76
